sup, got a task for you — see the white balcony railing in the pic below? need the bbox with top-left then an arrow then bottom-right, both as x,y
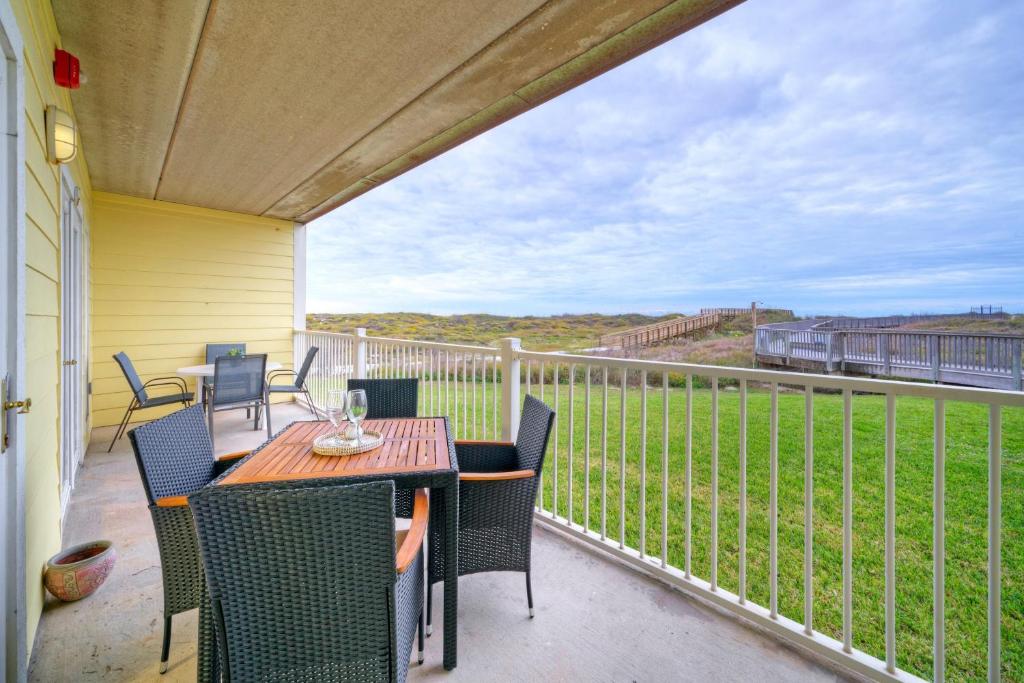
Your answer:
295,328 -> 1023,683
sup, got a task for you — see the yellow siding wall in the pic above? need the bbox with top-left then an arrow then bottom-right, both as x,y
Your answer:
12,0 -> 94,656
91,193 -> 295,428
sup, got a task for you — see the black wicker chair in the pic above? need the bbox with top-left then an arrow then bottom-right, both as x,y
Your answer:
108,351 -> 194,452
206,354 -> 268,452
427,394 -> 554,632
127,405 -> 249,674
347,378 -> 419,517
347,378 -> 419,419
189,480 -> 427,682
265,346 -> 320,435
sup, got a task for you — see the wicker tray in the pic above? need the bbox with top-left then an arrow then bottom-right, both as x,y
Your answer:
312,430 -> 383,456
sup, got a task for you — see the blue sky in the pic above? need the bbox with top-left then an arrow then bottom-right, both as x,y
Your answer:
308,0 -> 1024,317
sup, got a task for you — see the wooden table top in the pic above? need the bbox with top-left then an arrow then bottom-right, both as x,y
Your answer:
218,417 -> 452,486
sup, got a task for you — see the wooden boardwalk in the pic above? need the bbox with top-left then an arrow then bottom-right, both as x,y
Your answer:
599,312 -> 720,348
601,307 -> 794,349
756,326 -> 1023,391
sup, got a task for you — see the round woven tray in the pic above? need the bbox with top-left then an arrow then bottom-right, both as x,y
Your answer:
312,430 -> 383,456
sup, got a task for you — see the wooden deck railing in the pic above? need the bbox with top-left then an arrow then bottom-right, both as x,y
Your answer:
756,327 -> 1024,391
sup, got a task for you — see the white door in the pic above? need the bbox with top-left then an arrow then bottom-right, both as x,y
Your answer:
59,171 -> 86,515
0,6 -> 26,678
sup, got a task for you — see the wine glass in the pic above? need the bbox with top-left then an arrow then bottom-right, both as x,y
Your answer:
326,389 -> 348,444
346,389 -> 368,443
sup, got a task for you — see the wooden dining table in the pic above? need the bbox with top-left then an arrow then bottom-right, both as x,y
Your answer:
196,417 -> 460,680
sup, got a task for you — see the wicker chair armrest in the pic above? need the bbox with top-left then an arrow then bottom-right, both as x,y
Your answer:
213,450 -> 250,476
396,489 -> 429,574
459,469 -> 534,481
155,495 -> 189,508
217,450 -> 250,462
266,369 -> 297,385
453,441 -> 518,472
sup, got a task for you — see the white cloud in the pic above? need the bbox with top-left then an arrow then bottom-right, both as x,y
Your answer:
308,0 -> 1024,316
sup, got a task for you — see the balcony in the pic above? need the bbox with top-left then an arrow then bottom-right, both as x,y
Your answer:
27,330 -> 1023,681
28,401 -> 844,682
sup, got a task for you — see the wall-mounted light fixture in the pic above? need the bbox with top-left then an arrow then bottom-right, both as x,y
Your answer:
45,105 -> 77,164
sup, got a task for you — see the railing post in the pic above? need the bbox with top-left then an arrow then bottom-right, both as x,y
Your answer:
500,337 -> 521,440
882,334 -> 891,376
930,334 -> 940,382
784,330 -> 792,363
825,332 -> 834,373
1013,338 -> 1022,391
355,328 -> 367,379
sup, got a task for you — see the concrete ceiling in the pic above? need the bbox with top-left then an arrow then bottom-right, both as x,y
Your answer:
53,0 -> 742,224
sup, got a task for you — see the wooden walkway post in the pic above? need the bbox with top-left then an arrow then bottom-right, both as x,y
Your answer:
1013,338 -> 1022,391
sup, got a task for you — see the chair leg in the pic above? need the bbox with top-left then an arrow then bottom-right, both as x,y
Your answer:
208,404 -> 216,454
107,404 -> 134,452
304,390 -> 319,419
418,607 -> 425,664
265,397 -> 273,439
160,615 -> 171,674
526,570 -> 534,618
426,582 -> 432,636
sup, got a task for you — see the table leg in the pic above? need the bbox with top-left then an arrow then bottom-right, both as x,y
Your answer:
443,475 -> 458,670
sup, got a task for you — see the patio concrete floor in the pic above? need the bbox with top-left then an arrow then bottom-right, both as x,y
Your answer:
28,402 -> 851,682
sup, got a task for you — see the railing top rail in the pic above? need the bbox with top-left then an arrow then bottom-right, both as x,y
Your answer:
359,333 -> 499,354
840,328 -> 1024,339
297,328 -> 355,339
515,349 -> 1024,405
765,323 -> 1024,340
298,329 -> 499,354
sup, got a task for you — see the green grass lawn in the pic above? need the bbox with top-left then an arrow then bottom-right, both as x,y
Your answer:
405,378 -> 1022,681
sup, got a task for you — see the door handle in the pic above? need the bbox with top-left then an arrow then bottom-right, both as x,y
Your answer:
2,376 -> 29,454
3,398 -> 30,414
63,359 -> 77,366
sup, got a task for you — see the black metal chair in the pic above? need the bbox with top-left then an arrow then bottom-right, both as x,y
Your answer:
189,479 -> 427,682
427,394 -> 554,632
264,346 -> 320,437
347,378 -> 419,517
206,354 -> 267,453
204,342 -> 245,403
127,405 -> 249,674
108,351 -> 194,452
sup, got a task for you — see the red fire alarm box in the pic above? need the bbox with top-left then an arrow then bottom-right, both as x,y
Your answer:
53,49 -> 79,89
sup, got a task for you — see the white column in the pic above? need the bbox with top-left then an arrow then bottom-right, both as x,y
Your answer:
355,328 -> 367,379
500,337 -> 521,440
292,222 -> 307,331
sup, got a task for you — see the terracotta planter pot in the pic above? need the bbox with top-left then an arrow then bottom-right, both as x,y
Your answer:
43,540 -> 116,602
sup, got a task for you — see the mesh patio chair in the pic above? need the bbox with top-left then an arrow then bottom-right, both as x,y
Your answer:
207,354 -> 268,453
108,351 -> 194,452
346,378 -> 419,516
264,345 -> 320,436
127,405 -> 249,674
427,394 -> 554,633
204,343 -> 245,407
189,479 -> 427,682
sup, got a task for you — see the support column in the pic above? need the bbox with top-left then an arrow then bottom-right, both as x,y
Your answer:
500,337 -> 521,440
355,328 -> 367,379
